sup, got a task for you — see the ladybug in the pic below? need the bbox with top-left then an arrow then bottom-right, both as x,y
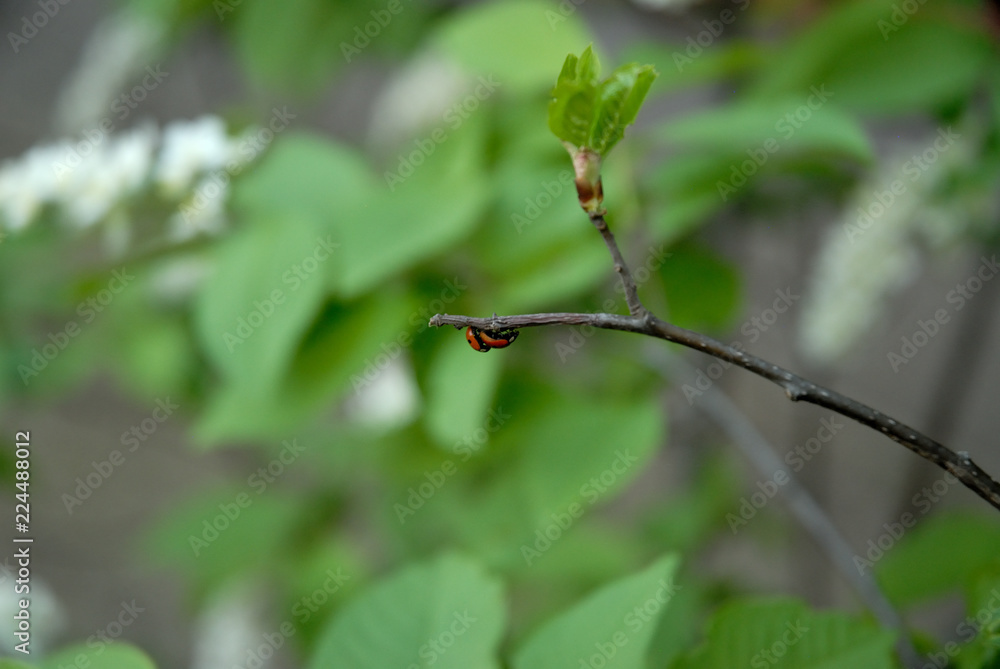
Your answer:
465,326 -> 519,352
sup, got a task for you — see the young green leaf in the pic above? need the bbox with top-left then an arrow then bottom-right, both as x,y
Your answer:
548,46 -> 657,213
548,46 -> 657,156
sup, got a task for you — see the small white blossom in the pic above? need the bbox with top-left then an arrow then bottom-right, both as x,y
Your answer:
345,356 -> 420,429
367,54 -> 469,152
799,130 -> 971,363
168,175 -> 229,242
0,143 -> 71,230
190,581 -> 268,669
149,255 -> 213,303
154,116 -> 241,197
60,124 -> 159,229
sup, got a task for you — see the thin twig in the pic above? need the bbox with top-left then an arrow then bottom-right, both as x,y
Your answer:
428,309 -> 1000,512
589,212 -> 645,317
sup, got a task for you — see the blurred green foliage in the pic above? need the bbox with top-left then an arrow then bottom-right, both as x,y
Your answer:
3,0 -> 1000,666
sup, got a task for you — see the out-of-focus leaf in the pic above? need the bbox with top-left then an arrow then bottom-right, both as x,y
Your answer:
514,555 -> 680,669
232,132 -> 373,228
431,0 -> 592,93
673,598 -> 896,669
335,118 -> 490,297
144,489 -> 304,592
194,213 -> 328,390
41,644 -> 157,669
424,337 -> 504,449
875,512 -> 1000,606
660,100 -> 873,161
750,0 -> 990,115
659,242 -> 740,332
231,0 -> 351,92
194,289 -> 417,444
309,554 -> 505,669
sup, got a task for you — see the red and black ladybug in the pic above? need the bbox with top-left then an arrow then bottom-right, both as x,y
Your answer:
465,326 -> 519,352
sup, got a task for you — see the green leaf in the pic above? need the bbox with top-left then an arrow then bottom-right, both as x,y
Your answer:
513,554 -> 680,669
453,393 -> 663,567
42,643 -> 157,669
0,660 -> 35,669
424,338 -> 504,449
660,99 -> 873,162
749,0 -> 991,115
513,395 -> 663,523
232,132 -> 373,228
309,553 -> 505,669
431,0 -> 592,93
659,242 -> 741,332
231,0 -> 361,92
549,47 -> 658,156
144,490 -> 304,591
194,213 -> 328,392
875,511 -> 1000,606
590,64 -> 657,154
674,598 -> 896,669
336,118 -> 490,297
194,289 -> 417,444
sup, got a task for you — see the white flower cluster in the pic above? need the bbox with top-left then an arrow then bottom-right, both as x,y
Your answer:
798,129 -> 972,363
0,116 -> 254,243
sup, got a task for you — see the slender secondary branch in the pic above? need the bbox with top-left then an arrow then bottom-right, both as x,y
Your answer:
428,309 -> 1000,512
653,350 -> 922,668
589,212 -> 645,317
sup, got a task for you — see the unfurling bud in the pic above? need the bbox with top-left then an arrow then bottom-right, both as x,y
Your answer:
566,144 -> 604,215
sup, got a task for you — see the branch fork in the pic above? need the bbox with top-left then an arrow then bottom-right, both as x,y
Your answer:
429,203 -> 1000,513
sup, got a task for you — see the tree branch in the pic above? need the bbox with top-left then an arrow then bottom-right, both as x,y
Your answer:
430,175 -> 1000,513
428,309 -> 1000,512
